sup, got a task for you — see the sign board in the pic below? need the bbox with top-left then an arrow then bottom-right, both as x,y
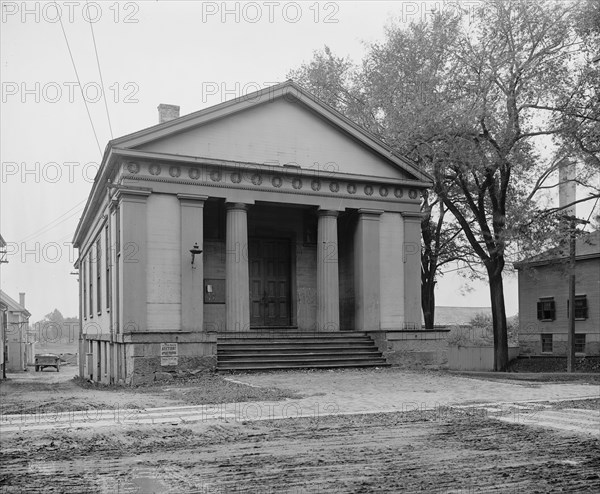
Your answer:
161,343 -> 178,366
204,279 -> 226,304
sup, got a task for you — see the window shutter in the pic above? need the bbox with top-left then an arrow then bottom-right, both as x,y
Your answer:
537,301 -> 543,320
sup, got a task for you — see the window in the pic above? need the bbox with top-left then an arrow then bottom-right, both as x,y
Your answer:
575,334 -> 586,353
88,252 -> 93,318
83,258 -> 87,318
96,238 -> 102,314
571,295 -> 588,320
541,334 -> 553,353
537,298 -> 555,321
567,295 -> 589,320
105,225 -> 110,310
115,205 -> 120,327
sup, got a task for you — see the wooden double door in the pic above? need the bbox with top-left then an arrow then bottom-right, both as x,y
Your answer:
249,238 -> 291,327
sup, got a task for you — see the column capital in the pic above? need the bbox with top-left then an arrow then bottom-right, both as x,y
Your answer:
114,187 -> 152,204
225,202 -> 250,212
317,209 -> 339,218
177,194 -> 208,206
357,208 -> 384,218
401,211 -> 423,221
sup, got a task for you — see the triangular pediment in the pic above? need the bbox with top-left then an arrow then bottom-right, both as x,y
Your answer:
114,82 -> 430,183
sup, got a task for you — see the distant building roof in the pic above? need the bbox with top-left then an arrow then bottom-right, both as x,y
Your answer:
429,306 -> 492,326
514,230 -> 600,269
0,290 -> 31,317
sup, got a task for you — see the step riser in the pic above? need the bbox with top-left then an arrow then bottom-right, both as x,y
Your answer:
219,338 -> 373,342
217,332 -> 368,338
218,348 -> 382,355
218,362 -> 389,370
219,344 -> 376,351
219,352 -> 381,362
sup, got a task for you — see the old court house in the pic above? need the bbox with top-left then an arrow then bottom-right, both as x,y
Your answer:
73,81 -> 432,383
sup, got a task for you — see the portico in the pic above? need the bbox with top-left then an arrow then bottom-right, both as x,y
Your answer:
73,81 -> 431,383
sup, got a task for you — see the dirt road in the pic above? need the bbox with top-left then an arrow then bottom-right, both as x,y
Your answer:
1,366 -> 599,493
1,409 -> 599,493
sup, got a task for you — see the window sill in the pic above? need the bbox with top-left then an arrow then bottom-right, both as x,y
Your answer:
538,319 -> 555,322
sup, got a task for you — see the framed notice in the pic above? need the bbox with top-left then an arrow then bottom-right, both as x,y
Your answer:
161,342 -> 178,366
204,279 -> 226,304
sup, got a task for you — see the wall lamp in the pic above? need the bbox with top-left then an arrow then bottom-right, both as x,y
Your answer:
190,243 -> 203,266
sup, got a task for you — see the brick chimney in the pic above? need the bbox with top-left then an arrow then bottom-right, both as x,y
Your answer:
558,159 -> 576,217
157,104 -> 180,124
19,292 -> 25,308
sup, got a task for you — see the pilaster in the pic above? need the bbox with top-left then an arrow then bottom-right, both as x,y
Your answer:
179,194 -> 208,332
402,212 -> 422,330
354,209 -> 383,331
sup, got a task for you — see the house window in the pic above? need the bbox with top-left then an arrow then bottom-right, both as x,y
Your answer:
88,251 -> 93,318
105,225 -> 110,310
537,298 -> 555,321
541,334 -> 553,353
96,238 -> 102,314
83,257 -> 87,318
115,205 -> 120,327
574,295 -> 588,320
568,295 -> 589,320
575,334 -> 586,353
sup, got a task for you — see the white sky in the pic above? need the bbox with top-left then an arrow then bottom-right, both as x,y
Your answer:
2,0 -> 593,322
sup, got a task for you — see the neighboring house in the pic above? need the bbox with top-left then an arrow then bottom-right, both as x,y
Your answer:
515,231 -> 600,356
1,235 -> 6,377
72,80 -> 432,384
0,290 -> 34,372
0,233 -> 6,264
1,301 -> 6,378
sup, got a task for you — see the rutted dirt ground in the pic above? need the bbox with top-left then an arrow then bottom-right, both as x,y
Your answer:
1,365 -> 599,493
1,410 -> 599,493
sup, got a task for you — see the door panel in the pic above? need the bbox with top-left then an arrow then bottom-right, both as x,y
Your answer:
249,238 -> 291,327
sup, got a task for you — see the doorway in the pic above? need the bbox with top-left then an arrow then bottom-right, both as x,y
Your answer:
249,238 -> 291,327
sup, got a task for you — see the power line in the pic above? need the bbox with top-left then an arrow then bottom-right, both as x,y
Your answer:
56,2 -> 102,156
17,200 -> 86,243
86,0 -> 113,140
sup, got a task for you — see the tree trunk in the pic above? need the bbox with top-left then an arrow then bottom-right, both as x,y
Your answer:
421,263 -> 436,329
487,261 -> 509,371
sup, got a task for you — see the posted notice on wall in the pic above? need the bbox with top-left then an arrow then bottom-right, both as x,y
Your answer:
161,343 -> 178,366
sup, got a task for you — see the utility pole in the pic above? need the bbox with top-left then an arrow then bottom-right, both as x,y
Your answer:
567,217 -> 576,373
565,215 -> 588,373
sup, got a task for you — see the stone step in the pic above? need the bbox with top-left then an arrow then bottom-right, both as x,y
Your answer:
219,345 -> 378,354
219,350 -> 383,359
217,331 -> 369,339
219,341 -> 374,349
218,360 -> 390,371
216,330 -> 388,371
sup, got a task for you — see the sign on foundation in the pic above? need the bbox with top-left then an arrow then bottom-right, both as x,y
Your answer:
161,343 -> 178,366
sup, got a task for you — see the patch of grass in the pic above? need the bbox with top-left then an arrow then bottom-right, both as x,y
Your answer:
544,398 -> 600,410
164,374 -> 303,405
449,370 -> 600,383
72,374 -> 302,405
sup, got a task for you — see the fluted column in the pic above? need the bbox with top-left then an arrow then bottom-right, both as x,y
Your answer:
317,210 -> 340,331
225,203 -> 250,332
